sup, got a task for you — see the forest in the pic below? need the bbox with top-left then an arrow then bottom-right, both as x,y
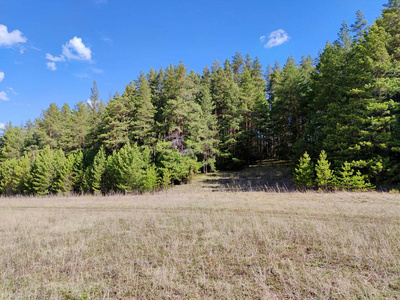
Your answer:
0,1 -> 400,195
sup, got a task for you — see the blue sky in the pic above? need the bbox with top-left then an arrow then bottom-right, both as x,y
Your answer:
0,0 -> 386,128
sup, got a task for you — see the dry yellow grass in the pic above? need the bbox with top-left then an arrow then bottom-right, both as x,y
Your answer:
0,177 -> 400,299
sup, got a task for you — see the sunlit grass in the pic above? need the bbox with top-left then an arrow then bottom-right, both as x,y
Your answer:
0,186 -> 399,299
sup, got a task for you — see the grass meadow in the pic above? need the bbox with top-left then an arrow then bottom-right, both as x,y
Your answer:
0,167 -> 399,299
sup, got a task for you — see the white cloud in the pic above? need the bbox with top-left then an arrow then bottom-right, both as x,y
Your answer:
0,72 -> 4,82
46,53 -> 65,62
92,67 -> 104,74
47,62 -> 57,71
75,73 -> 90,78
0,91 -> 9,101
7,87 -> 17,95
62,36 -> 92,61
0,24 -> 27,47
260,29 -> 290,48
0,123 -> 5,130
101,36 -> 113,44
46,36 -> 92,70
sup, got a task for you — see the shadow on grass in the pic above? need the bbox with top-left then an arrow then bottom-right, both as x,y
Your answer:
201,159 -> 296,192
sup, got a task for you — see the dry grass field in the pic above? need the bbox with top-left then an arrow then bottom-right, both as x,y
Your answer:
0,164 -> 399,299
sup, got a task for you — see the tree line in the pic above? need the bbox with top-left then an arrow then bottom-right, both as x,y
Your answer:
1,1 -> 400,195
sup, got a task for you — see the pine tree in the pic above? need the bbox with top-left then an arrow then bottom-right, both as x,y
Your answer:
315,150 -> 334,190
147,67 -> 166,140
335,162 -> 374,191
71,150 -> 86,194
0,158 -> 19,195
99,93 -> 132,152
143,165 -> 159,192
163,65 -> 203,155
29,146 -> 57,195
161,168 -> 171,189
351,10 -> 368,42
193,83 -> 219,173
70,102 -> 91,150
377,0 -> 400,59
14,154 -> 32,194
155,141 -> 200,183
270,57 -> 311,157
294,152 -> 314,189
132,74 -> 156,146
0,124 -> 27,160
111,143 -> 147,193
89,146 -> 106,194
231,51 -> 244,78
35,103 -> 63,149
59,103 -> 72,151
50,149 -> 71,194
211,59 -> 241,168
336,20 -> 352,50
88,80 -> 103,117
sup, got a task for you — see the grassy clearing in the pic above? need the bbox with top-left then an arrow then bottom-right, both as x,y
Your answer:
0,165 -> 399,299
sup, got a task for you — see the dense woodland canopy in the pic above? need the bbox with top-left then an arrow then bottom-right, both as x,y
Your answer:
1,1 -> 400,195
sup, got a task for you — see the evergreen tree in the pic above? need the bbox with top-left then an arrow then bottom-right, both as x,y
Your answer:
315,150 -> 334,190
35,103 -> 64,149
29,146 -> 57,195
270,57 -> 312,158
49,149 -> 70,194
335,162 -> 374,191
143,165 -> 159,192
294,152 -> 314,189
71,150 -> 87,194
192,83 -> 219,173
52,153 -> 74,194
70,102 -> 91,150
161,168 -> 171,189
0,124 -> 27,160
89,146 -> 106,194
211,59 -> 241,168
132,74 -> 156,146
88,80 -> 104,118
351,10 -> 368,42
111,143 -> 147,193
0,158 -> 18,195
99,93 -> 132,152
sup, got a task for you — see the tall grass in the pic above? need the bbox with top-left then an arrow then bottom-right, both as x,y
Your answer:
0,190 -> 399,299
